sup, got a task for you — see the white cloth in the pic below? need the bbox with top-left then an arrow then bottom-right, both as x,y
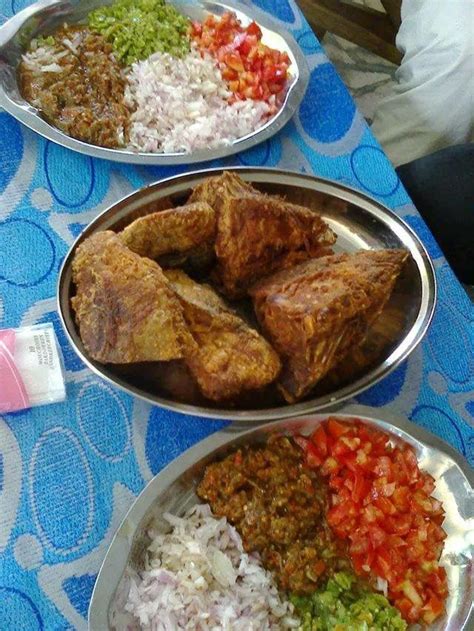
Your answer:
371,0 -> 474,166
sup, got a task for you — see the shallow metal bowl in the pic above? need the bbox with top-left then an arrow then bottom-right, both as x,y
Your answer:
88,406 -> 474,630
0,0 -> 309,164
58,167 -> 437,421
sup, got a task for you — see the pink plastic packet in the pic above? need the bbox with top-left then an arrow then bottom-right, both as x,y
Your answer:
0,324 -> 66,413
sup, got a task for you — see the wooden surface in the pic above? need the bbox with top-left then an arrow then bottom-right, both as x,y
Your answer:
381,0 -> 402,29
297,0 -> 402,65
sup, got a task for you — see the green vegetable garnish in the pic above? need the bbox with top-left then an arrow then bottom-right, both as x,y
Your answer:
88,0 -> 190,65
36,35 -> 56,47
291,572 -> 407,631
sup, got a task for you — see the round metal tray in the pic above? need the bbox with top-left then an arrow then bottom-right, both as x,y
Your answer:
0,0 -> 309,164
57,167 -> 437,421
88,406 -> 474,631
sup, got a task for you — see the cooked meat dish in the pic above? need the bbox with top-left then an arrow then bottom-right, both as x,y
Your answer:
119,202 -> 216,260
71,231 -> 187,363
250,249 -> 409,402
189,172 -> 337,297
197,434 -> 348,593
164,269 -> 281,401
19,27 -> 130,148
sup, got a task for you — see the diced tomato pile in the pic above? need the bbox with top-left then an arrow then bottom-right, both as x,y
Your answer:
191,12 -> 290,107
294,418 -> 448,625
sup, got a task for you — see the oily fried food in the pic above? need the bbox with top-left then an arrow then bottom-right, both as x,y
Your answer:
251,249 -> 409,402
189,171 -> 336,296
188,169 -> 258,208
119,202 -> 216,260
212,195 -> 336,297
164,269 -> 281,401
157,241 -> 216,276
117,360 -> 204,404
71,231 -> 187,363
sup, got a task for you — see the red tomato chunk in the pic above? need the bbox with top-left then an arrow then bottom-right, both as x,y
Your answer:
295,417 -> 448,625
192,12 -> 290,109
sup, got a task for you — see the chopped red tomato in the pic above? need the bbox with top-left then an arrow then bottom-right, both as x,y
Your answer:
293,436 -> 323,467
327,418 -> 350,438
391,485 -> 410,511
305,441 -> 323,467
246,20 -> 262,38
310,424 -> 328,456
351,471 -> 370,503
421,591 -> 444,624
321,456 -> 340,476
191,12 -> 290,107
373,496 -> 397,515
293,417 -> 448,625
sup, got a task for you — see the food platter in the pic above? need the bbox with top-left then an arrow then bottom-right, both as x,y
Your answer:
58,167 -> 436,421
0,0 -> 309,164
88,406 -> 474,630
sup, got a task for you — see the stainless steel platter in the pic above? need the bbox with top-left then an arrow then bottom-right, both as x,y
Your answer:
88,406 -> 474,631
0,0 -> 308,164
58,167 -> 437,421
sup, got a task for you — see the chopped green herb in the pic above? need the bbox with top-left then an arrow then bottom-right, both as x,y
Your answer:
88,0 -> 190,65
291,572 -> 407,631
36,35 -> 56,47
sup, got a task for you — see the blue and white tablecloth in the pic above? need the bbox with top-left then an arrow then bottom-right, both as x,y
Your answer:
0,0 -> 473,628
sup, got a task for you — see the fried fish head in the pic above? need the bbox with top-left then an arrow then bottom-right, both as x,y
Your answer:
71,231 -> 187,364
251,249 -> 409,402
164,268 -> 281,402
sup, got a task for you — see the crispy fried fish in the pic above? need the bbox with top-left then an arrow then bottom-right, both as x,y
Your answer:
188,170 -> 258,209
164,269 -> 281,401
250,249 -> 408,402
71,231 -> 187,363
119,201 -> 216,260
189,171 -> 336,297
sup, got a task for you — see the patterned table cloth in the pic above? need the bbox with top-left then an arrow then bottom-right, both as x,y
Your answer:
0,0 -> 472,628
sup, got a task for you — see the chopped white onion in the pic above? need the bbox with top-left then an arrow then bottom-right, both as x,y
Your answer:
38,62 -> 63,73
124,49 -> 270,154
376,576 -> 388,596
61,38 -> 78,54
122,503 -> 299,630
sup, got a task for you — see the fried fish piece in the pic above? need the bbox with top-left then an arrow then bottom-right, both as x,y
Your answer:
188,170 -> 258,208
119,201 -> 216,261
156,241 -> 216,276
213,195 -> 336,297
113,360 -> 204,404
71,231 -> 187,364
189,171 -> 336,297
250,249 -> 409,402
164,269 -> 281,401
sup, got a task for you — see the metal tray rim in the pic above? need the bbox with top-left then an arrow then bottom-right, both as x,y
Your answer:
87,404 -> 474,630
0,0 -> 309,164
57,166 -> 437,422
